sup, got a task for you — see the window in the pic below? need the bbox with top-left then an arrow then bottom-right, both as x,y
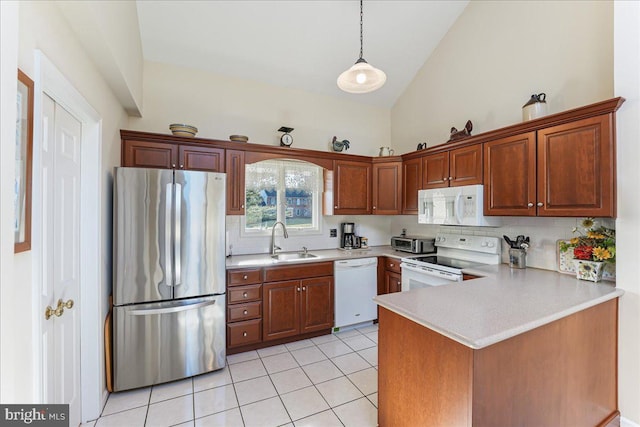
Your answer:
244,159 -> 322,233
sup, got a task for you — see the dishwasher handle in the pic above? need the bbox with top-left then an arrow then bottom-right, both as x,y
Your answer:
334,259 -> 378,269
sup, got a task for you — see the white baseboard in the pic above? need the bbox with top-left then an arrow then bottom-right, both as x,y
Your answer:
622,416 -> 640,427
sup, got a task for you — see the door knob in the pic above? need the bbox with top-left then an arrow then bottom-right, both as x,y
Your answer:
45,299 -> 74,320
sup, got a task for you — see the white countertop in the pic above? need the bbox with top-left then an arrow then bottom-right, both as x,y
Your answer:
225,245 -> 406,269
374,264 -> 624,349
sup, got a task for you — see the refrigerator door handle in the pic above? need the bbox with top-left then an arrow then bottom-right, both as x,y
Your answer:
127,298 -> 217,316
165,183 -> 174,286
174,183 -> 182,286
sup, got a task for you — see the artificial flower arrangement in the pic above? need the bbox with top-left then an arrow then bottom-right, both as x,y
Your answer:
560,218 -> 616,263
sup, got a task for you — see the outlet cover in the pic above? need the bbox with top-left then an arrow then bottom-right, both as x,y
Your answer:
330,229 -> 337,237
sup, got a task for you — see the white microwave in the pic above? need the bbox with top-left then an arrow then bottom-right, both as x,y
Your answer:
417,184 -> 501,227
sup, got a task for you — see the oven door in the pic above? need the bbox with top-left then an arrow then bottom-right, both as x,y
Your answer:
400,263 -> 462,291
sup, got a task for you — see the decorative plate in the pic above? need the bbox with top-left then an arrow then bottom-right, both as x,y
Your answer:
556,239 -> 615,282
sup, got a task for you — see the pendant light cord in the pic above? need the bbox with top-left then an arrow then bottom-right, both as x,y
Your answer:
359,0 -> 364,60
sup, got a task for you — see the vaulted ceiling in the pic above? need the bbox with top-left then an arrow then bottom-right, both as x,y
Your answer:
136,1 -> 469,108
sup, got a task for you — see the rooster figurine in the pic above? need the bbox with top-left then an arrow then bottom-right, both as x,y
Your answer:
331,136 -> 350,152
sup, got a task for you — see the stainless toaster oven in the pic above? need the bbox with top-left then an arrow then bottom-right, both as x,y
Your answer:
390,236 -> 435,254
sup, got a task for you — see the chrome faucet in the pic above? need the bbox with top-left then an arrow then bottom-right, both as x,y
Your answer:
270,221 -> 289,255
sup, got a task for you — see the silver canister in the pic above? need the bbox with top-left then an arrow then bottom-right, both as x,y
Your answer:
509,248 -> 527,269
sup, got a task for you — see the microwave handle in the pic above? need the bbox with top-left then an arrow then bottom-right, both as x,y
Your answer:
454,193 -> 464,224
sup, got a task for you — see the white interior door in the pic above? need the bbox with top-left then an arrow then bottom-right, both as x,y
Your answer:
41,94 -> 82,426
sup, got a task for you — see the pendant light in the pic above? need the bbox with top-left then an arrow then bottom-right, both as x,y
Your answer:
337,0 -> 386,94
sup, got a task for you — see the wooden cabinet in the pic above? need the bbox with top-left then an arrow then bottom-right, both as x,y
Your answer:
382,257 -> 402,294
423,144 -> 483,189
402,157 -> 422,214
484,132 -> 537,216
372,161 -> 402,215
484,114 -> 615,217
333,160 -> 371,214
225,150 -> 245,215
122,139 -> 223,172
226,268 -> 263,349
263,262 -> 334,341
537,115 -> 614,217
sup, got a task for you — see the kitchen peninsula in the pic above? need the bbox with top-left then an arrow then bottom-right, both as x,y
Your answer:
374,266 -> 624,427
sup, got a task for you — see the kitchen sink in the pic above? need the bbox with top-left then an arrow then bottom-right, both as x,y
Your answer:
271,252 -> 318,261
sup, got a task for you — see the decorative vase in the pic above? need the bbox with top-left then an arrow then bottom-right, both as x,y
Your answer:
573,259 -> 605,282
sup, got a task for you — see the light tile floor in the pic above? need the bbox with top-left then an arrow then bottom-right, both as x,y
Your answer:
83,323 -> 379,427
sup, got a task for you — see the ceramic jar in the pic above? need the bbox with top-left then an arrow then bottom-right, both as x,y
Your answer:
573,259 -> 605,282
522,93 -> 548,121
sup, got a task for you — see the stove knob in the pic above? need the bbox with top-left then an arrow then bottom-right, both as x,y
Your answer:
439,237 -> 446,242
481,241 -> 488,247
487,242 -> 495,248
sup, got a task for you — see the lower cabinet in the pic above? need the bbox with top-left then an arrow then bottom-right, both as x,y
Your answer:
383,257 -> 402,294
227,262 -> 334,353
263,277 -> 333,341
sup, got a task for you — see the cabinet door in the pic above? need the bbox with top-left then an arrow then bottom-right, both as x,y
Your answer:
179,146 -> 224,172
300,277 -> 334,334
334,160 -> 371,214
422,152 -> 449,189
372,161 -> 402,215
484,132 -> 537,216
385,271 -> 402,293
537,115 -> 614,217
122,140 -> 177,169
449,144 -> 482,187
263,280 -> 300,341
402,158 -> 422,214
225,150 -> 245,215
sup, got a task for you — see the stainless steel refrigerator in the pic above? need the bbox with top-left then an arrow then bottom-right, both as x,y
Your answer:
112,167 -> 226,391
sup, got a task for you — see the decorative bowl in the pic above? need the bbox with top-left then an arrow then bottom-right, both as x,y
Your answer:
170,123 -> 198,137
229,135 -> 249,143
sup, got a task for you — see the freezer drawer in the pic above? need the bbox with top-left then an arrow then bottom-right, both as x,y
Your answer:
113,295 -> 226,391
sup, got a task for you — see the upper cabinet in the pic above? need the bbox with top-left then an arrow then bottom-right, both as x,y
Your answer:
402,158 -> 422,214
123,139 -> 223,172
333,160 -> 372,215
423,144 -> 483,189
372,161 -> 402,215
225,150 -> 245,215
484,114 -> 616,217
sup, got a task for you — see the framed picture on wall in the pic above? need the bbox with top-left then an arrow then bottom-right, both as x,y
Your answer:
15,69 -> 33,253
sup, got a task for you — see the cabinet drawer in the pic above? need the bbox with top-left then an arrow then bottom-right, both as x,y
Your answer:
385,257 -> 402,274
228,319 -> 262,347
228,301 -> 262,322
228,284 -> 262,304
228,269 -> 262,286
264,261 -> 333,282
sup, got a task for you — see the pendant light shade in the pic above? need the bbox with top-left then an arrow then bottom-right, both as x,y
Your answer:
337,1 -> 386,94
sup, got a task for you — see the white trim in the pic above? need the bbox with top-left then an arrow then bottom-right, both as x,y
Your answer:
32,51 -> 104,422
622,417 -> 640,427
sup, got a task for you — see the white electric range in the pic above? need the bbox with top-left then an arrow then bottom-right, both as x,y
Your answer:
400,233 -> 501,290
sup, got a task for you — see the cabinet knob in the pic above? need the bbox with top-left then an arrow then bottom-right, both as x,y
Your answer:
442,177 -> 448,181
537,202 -> 544,207
527,202 -> 534,208
243,309 -> 248,315
243,275 -> 248,280
241,204 -> 245,209
334,205 -> 338,209
373,206 -> 376,210
390,263 -> 394,267
449,176 -> 453,180
397,281 -> 401,285
302,286 -> 306,291
243,292 -> 248,298
297,287 -> 301,292
180,164 -> 184,169
172,164 -> 176,168
243,332 -> 248,337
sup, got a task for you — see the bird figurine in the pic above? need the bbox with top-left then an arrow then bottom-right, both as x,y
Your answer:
331,136 -> 350,152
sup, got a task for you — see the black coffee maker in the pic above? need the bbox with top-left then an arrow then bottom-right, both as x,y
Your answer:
341,222 -> 358,249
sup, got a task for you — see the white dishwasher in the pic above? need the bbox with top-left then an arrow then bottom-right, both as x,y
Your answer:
334,257 -> 378,329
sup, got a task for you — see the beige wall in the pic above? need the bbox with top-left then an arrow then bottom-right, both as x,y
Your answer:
391,0 -> 613,152
128,61 -> 391,157
0,0 -> 127,415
